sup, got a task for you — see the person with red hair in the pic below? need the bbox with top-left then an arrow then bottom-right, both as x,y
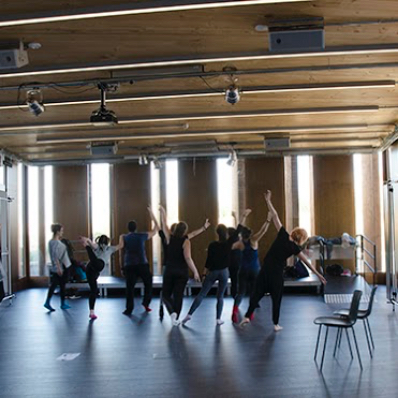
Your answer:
240,190 -> 327,331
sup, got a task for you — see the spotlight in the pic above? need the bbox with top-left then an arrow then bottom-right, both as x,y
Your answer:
90,84 -> 118,126
225,85 -> 240,105
138,154 -> 149,166
26,89 -> 44,116
153,157 -> 163,170
226,149 -> 237,166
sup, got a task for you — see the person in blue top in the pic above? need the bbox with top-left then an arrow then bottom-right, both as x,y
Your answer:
231,208 -> 271,323
120,207 -> 159,315
240,191 -> 327,331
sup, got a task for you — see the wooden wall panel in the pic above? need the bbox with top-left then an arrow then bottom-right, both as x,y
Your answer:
178,159 -> 218,274
313,155 -> 355,270
53,165 -> 89,260
244,157 -> 285,262
113,163 -> 151,274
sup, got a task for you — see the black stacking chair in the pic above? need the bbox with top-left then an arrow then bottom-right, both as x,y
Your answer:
333,285 -> 377,357
314,290 -> 363,371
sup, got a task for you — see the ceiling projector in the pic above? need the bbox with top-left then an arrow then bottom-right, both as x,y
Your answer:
90,108 -> 118,126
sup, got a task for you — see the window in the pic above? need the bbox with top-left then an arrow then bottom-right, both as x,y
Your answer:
28,166 -> 40,276
217,158 -> 236,226
150,162 -> 161,274
353,154 -> 364,236
90,163 -> 111,239
166,160 -> 179,225
17,163 -> 26,278
297,155 -> 313,236
44,166 -> 53,264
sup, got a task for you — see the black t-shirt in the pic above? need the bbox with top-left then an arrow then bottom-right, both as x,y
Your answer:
165,235 -> 187,271
205,226 -> 241,271
263,227 -> 301,271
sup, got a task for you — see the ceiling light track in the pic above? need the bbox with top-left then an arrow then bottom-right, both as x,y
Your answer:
0,106 -> 379,134
0,81 -> 392,111
2,44 -> 398,80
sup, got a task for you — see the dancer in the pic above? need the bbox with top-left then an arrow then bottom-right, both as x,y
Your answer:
231,209 -> 270,323
159,205 -> 204,326
79,234 -> 123,320
240,191 -> 327,331
182,217 -> 245,326
120,207 -> 159,315
44,223 -> 72,311
158,207 -> 210,320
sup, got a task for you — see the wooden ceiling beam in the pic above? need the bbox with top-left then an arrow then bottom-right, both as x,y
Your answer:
0,1 -> 314,27
3,44 -> 398,80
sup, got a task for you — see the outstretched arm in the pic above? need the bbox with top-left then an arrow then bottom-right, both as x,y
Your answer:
264,191 -> 282,231
146,206 -> 159,239
187,219 -> 210,240
79,236 -> 98,250
114,234 -> 124,251
231,211 -> 238,227
183,240 -> 201,282
297,252 -> 327,285
251,213 -> 272,244
239,208 -> 252,227
159,205 -> 171,243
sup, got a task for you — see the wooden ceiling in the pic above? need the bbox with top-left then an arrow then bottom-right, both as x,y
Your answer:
1,0 -> 398,164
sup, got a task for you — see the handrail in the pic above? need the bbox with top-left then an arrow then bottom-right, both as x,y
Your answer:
363,259 -> 375,274
363,247 -> 375,260
361,235 -> 376,246
356,233 -> 377,285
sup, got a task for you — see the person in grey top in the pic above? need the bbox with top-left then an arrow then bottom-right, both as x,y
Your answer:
44,223 -> 72,311
80,234 -> 123,320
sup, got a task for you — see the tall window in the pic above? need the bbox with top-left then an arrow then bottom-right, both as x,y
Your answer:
17,163 -> 26,278
151,162 -> 161,274
166,160 -> 179,225
353,154 -> 364,235
90,164 -> 111,239
297,155 -> 313,236
217,158 -> 235,226
28,166 -> 40,276
44,166 -> 53,264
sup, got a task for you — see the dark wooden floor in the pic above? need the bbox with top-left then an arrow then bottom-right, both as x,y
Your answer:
0,287 -> 397,398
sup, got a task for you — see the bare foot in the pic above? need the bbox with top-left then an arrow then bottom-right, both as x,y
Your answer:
239,317 -> 250,327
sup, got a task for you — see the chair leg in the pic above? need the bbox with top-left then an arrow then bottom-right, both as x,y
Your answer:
320,326 -> 329,371
363,319 -> 373,358
366,318 -> 375,350
314,325 -> 322,360
333,328 -> 341,357
338,326 -> 343,348
345,328 -> 354,359
352,327 -> 363,370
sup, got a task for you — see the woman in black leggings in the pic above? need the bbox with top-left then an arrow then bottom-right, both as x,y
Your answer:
240,191 -> 326,331
159,205 -> 207,326
80,235 -> 123,320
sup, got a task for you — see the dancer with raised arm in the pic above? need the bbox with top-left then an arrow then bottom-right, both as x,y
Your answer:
79,234 -> 123,320
231,209 -> 270,323
159,205 -> 205,326
120,207 -> 159,315
240,191 -> 327,331
182,214 -> 246,326
44,223 -> 72,311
